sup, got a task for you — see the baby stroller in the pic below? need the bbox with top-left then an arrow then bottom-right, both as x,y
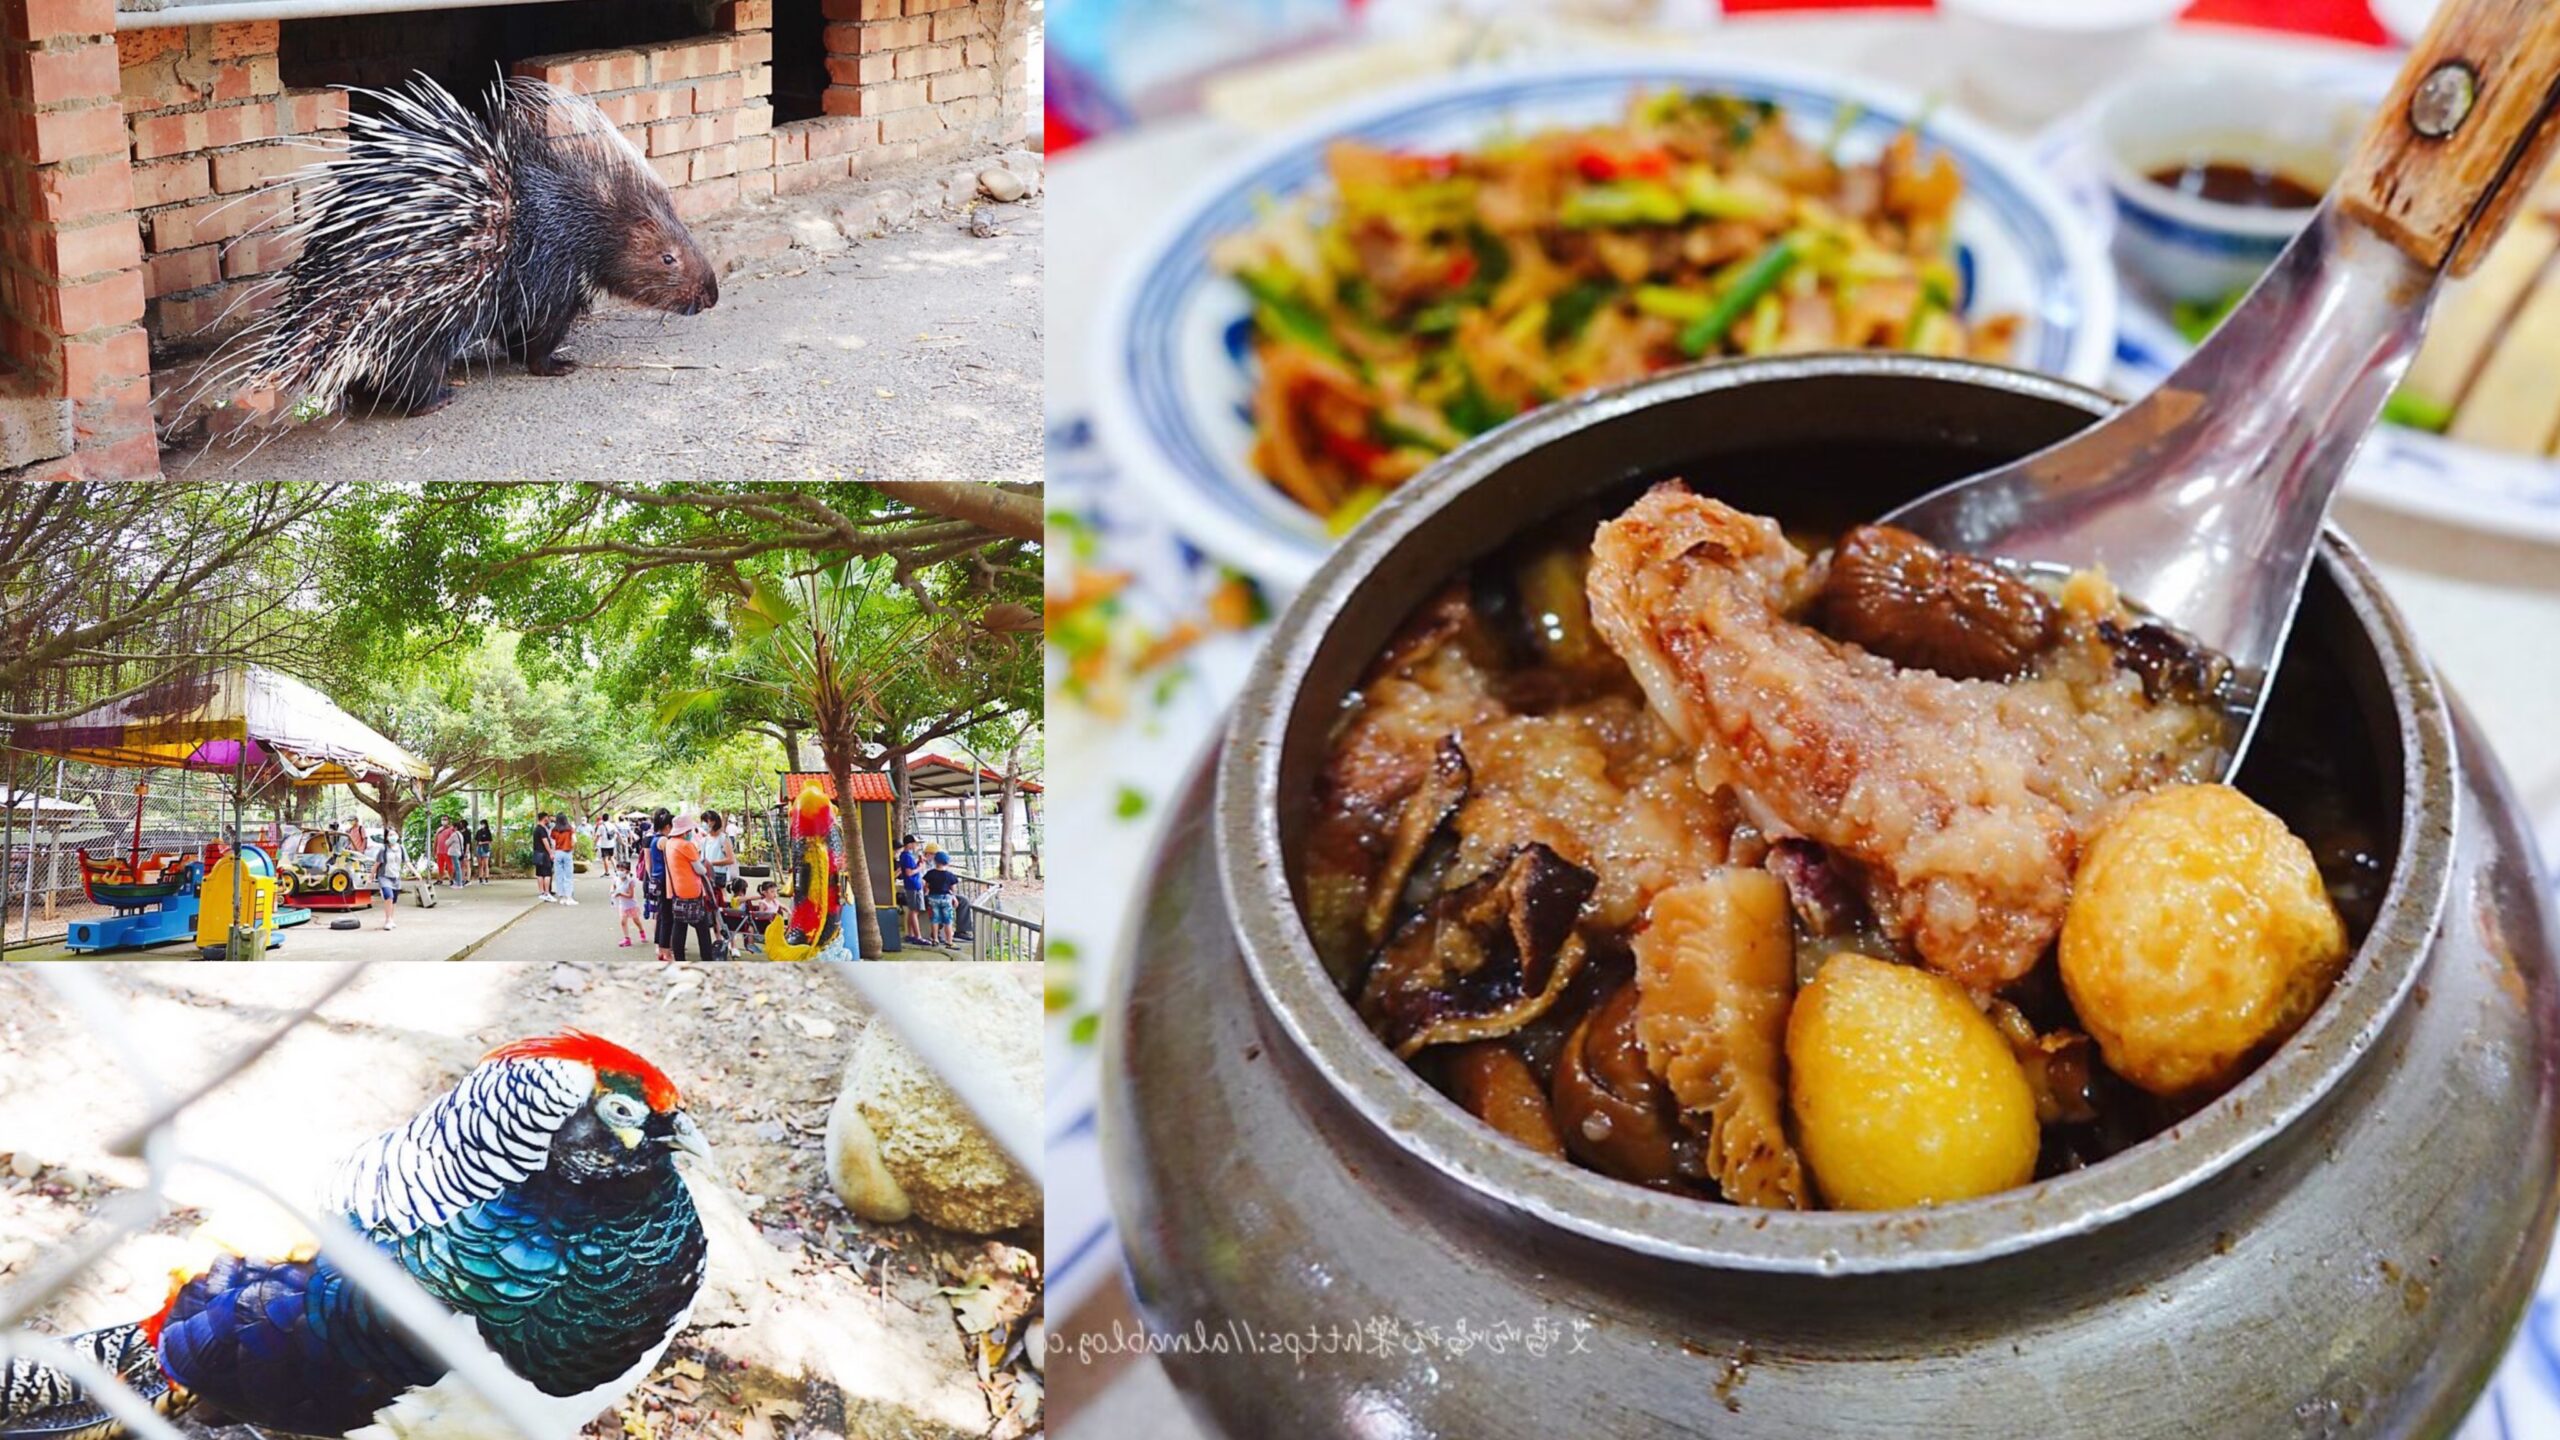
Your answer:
712,881 -> 759,960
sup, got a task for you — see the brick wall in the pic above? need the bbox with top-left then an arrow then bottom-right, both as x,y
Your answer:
1,0 -> 152,478
120,21 -> 349,388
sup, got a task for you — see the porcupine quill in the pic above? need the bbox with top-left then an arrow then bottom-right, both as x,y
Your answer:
172,72 -> 718,436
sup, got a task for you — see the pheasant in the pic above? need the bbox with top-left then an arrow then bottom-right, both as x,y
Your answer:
0,1032 -> 711,1439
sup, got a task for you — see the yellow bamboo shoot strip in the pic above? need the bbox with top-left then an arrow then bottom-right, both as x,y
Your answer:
2449,248 -> 2560,456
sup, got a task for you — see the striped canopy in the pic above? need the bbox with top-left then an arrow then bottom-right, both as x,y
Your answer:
9,665 -> 429,787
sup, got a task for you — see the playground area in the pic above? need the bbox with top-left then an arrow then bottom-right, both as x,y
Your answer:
1,483 -> 1044,965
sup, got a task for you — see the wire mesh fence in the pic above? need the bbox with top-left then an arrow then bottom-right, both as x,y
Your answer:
0,960 -> 1040,1439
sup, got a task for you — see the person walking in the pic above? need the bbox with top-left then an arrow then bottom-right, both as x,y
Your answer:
533,812 -> 555,901
612,860 -> 645,948
646,806 -> 675,961
661,815 -> 720,963
550,813 -> 578,905
473,818 -> 493,883
895,835 -> 928,943
923,850 -> 960,948
372,827 -> 408,932
700,810 -> 739,896
443,819 -> 468,888
595,813 -> 618,875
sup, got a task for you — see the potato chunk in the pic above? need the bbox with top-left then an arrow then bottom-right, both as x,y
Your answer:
2060,783 -> 2349,1098
1786,953 -> 2039,1209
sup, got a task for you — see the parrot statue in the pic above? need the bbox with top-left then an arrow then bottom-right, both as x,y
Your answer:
766,785 -> 845,962
0,1032 -> 710,1439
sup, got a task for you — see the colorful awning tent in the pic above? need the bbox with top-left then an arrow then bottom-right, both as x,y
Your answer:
8,666 -> 429,786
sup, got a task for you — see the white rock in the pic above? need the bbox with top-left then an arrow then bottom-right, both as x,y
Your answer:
826,968 -> 1040,1234
978,167 -> 1026,204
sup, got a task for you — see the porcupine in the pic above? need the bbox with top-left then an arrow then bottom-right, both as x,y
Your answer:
215,74 -> 717,418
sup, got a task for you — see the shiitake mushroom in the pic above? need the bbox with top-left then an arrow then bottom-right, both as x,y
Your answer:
1445,1042 -> 1569,1159
1550,983 -> 1688,1189
1814,524 -> 2057,681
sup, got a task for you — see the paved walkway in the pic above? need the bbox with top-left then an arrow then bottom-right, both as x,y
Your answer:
468,875 -> 968,964
7,873 -> 542,962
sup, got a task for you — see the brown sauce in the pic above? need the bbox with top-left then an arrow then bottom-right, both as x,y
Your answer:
2146,159 -> 2322,210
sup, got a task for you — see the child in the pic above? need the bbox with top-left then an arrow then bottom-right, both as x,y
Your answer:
613,860 -> 644,948
923,850 -> 959,948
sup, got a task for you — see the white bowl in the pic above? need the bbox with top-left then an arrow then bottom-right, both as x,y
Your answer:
2094,71 -> 2362,306
1090,56 -> 2122,588
1941,0 -> 2187,127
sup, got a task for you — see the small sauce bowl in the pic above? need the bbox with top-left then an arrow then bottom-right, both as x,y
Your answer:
2096,72 -> 2363,308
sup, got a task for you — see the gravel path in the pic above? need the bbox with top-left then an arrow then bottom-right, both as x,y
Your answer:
164,205 -> 1043,484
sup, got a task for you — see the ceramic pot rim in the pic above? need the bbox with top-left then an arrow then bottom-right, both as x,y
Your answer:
1215,352 -> 2457,1275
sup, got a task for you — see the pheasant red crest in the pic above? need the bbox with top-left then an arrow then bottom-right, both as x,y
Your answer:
485,1031 -> 679,1112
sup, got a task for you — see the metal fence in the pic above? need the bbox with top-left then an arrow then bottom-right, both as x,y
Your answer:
911,814 -> 1043,879
0,960 -> 1040,1439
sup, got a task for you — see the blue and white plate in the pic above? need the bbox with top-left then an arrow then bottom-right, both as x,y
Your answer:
1091,56 -> 2122,588
2038,59 -> 2560,547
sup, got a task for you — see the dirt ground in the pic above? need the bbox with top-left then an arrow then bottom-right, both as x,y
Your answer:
0,962 -> 1041,1439
158,204 -> 1043,485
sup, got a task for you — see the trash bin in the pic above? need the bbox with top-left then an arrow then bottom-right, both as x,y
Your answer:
953,891 -> 976,945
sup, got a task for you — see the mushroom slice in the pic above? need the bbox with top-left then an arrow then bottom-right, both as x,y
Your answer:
1552,982 -> 1689,1189
1363,737 -> 1471,950
1444,1041 -> 1568,1159
1361,842 -> 1598,1058
1632,869 -> 1809,1210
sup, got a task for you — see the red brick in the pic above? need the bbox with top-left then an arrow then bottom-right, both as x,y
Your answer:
73,375 -> 152,438
740,36 -> 774,71
44,219 -> 141,280
50,270 -> 146,334
78,429 -> 162,481
206,22 -> 279,60
131,156 -> 208,208
596,89 -> 682,127
673,174 -> 737,221
116,29 -> 188,67
151,187 -> 289,249
851,16 -> 929,49
10,0 -> 112,43
717,0 -> 772,28
646,117 -> 700,156
735,134 -> 774,171
737,103 -> 773,137
841,79 -> 924,116
895,42 -> 964,78
769,126 -> 807,164
647,153 -> 688,187
130,110 -> 207,161
601,52 -> 649,91
147,243 -> 220,297
879,107 -> 945,144
20,44 -> 120,107
220,229 -> 300,279
27,103 -> 126,164
802,117 -> 865,160
33,158 -> 135,223
738,169 -> 774,204
692,75 -> 743,113
211,143 -> 309,193
211,57 -> 282,103
928,68 -> 990,101
275,89 -> 348,134
121,56 -> 202,113
929,8 -> 979,40
689,143 -> 737,181
516,54 -> 603,90
649,39 -> 735,84
149,280 -> 267,342
828,55 -> 886,86
201,102 -> 278,149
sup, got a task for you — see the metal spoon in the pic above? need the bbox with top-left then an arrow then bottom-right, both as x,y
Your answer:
1880,0 -> 2560,769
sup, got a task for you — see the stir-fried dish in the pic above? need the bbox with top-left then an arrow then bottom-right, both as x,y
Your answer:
1302,482 -> 2375,1211
1214,93 -> 2023,527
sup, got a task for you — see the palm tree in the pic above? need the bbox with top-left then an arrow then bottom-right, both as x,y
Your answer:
659,558 -> 966,957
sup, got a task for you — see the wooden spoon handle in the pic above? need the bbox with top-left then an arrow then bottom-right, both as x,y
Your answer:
2338,0 -> 2560,276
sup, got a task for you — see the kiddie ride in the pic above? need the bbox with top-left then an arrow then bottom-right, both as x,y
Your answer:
274,829 -> 375,912
68,840 -> 291,956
